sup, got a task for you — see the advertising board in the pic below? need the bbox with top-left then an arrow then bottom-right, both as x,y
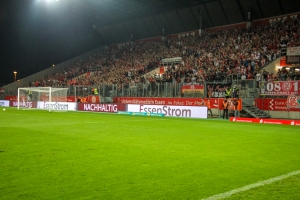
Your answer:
181,83 -> 204,96
287,46 -> 300,56
37,102 -> 77,111
116,97 -> 242,110
77,103 -> 126,113
5,96 -> 76,102
206,83 -> 231,98
10,101 -> 37,108
127,104 -> 207,118
230,117 -> 300,126
0,100 -> 9,107
286,55 -> 300,64
255,97 -> 300,111
260,81 -> 300,95
116,97 -> 211,106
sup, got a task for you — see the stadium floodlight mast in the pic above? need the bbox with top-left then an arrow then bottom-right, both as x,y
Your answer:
17,87 -> 69,112
14,71 -> 17,82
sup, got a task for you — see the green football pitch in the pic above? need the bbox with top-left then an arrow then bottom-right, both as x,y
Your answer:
0,107 -> 300,200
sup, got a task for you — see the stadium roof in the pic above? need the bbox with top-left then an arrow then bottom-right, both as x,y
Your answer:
0,0 -> 299,85
61,0 -> 300,44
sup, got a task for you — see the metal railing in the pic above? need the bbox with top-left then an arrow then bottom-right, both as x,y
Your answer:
2,79 -> 260,102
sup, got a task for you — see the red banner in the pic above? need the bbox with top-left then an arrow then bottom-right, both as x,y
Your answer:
115,97 -> 206,106
279,56 -> 293,66
260,81 -> 300,95
5,96 -> 17,101
67,96 -> 75,102
255,97 -> 300,111
87,95 -> 100,104
160,66 -> 164,74
181,83 -> 204,95
230,117 -> 300,126
114,97 -> 242,110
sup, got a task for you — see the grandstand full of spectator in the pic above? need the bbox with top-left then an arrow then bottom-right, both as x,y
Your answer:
20,16 -> 300,89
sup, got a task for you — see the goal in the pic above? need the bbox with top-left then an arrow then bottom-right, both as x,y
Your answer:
17,87 -> 69,111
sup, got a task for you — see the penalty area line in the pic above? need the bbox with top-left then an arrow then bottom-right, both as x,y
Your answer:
202,170 -> 300,200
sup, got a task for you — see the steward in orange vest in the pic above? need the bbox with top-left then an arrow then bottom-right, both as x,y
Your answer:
233,99 -> 239,117
205,99 -> 213,117
222,99 -> 228,119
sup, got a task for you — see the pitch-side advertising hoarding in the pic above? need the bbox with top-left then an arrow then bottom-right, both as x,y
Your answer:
230,117 -> 300,126
37,102 -> 77,111
127,104 -> 207,118
77,103 -> 126,113
0,100 -> 9,107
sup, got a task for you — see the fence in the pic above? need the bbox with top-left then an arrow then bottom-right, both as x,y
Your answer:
2,79 -> 259,102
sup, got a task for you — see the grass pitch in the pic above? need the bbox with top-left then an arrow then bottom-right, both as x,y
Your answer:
0,107 -> 300,200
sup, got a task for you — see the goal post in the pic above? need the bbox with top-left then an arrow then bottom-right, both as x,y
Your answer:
17,87 -> 69,111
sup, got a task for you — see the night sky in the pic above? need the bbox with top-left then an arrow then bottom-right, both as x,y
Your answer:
0,0 -> 103,85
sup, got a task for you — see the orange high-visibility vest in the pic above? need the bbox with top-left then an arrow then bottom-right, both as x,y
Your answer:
223,101 -> 228,109
206,101 -> 211,109
233,101 -> 238,110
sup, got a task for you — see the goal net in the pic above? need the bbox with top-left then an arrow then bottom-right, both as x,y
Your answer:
17,87 -> 69,111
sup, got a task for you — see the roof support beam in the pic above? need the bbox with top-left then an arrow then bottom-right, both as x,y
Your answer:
235,0 -> 247,21
153,16 -> 162,35
122,23 -> 131,41
189,7 -> 200,29
176,10 -> 187,32
255,0 -> 264,18
218,0 -> 229,24
203,4 -> 214,27
164,13 -> 175,33
131,21 -> 140,40
142,18 -> 153,38
103,28 -> 114,45
113,25 -> 123,43
277,0 -> 284,15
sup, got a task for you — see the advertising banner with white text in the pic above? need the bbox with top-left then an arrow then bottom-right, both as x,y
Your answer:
115,97 -> 215,107
77,103 -> 126,113
37,102 -> 77,111
230,117 -> 300,126
10,101 -> 37,108
260,81 -> 300,96
255,97 -> 300,111
0,100 -> 9,107
127,104 -> 207,118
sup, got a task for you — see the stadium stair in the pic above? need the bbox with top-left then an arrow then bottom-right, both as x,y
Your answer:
242,98 -> 271,118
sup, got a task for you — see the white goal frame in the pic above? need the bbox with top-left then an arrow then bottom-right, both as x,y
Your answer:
17,87 -> 69,111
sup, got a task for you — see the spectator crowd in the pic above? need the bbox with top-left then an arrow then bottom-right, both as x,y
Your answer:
24,16 -> 300,89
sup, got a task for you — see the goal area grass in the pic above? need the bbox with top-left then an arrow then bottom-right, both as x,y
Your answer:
0,107 -> 300,199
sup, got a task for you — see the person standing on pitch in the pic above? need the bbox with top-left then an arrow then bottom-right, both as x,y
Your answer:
222,99 -> 229,119
233,98 -> 239,117
204,99 -> 213,118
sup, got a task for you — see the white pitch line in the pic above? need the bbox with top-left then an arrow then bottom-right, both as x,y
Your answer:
202,170 -> 300,200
